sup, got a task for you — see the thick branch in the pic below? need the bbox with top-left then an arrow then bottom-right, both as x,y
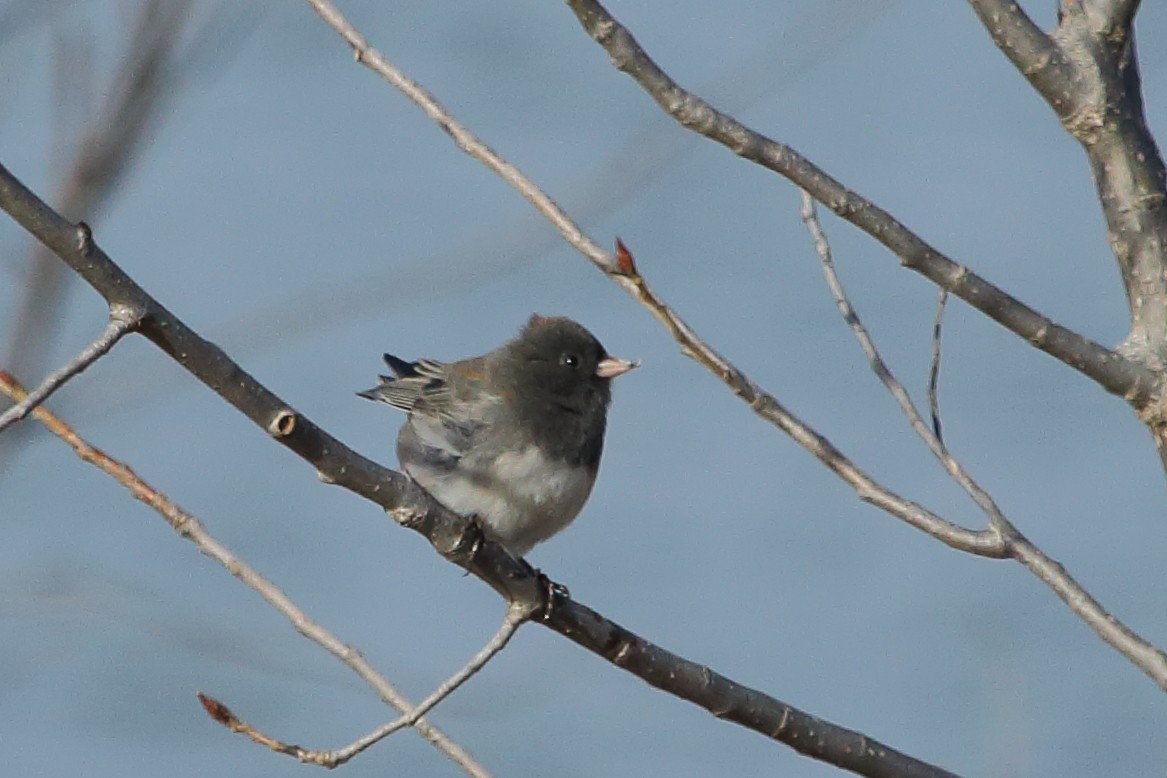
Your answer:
0,160 -> 958,778
562,0 -> 1159,409
971,2 -> 1167,464
544,596 -> 957,778
970,3 -> 1167,370
1058,15 -> 1167,374
978,4 -> 1167,369
966,1 -> 1076,111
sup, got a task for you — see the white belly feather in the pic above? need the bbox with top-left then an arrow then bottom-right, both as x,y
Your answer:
407,445 -> 596,555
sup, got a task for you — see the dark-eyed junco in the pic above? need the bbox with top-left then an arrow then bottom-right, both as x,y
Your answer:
358,315 -> 637,555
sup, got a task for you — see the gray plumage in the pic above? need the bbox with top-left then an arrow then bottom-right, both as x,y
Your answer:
359,315 -> 636,554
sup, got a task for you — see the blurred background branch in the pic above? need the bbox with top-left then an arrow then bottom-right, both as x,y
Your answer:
0,0 -> 257,463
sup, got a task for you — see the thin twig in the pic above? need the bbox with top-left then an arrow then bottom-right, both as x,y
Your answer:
928,289 -> 948,446
798,192 -> 1008,533
0,312 -> 140,434
798,191 -> 1167,685
0,371 -> 492,778
303,0 -> 612,271
202,604 -> 530,768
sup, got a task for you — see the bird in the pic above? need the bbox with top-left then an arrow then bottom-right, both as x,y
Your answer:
358,315 -> 637,555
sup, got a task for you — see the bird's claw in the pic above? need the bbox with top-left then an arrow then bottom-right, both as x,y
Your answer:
459,516 -> 488,576
535,569 -> 570,620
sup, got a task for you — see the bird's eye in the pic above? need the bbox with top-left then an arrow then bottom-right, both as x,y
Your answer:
560,353 -> 579,368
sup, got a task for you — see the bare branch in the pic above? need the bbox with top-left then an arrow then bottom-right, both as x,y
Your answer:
3,3 -> 1163,771
0,311 -> 140,435
319,603 -> 530,767
304,0 -> 611,272
560,0 -> 1159,409
1009,534 -> 1167,682
0,158 -> 959,777
0,371 -> 494,778
202,604 -> 530,768
799,192 -> 1167,685
1070,29 -> 1167,374
798,192 -> 1008,533
559,3 -> 1167,668
976,3 -> 1167,476
966,0 -> 1076,110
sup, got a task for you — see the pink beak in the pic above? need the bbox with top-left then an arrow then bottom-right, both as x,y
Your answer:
595,356 -> 639,379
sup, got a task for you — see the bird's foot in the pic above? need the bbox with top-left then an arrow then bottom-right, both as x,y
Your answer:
534,569 -> 570,620
458,516 -> 488,576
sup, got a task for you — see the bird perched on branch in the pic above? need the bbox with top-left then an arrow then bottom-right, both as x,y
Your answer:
359,315 -> 637,555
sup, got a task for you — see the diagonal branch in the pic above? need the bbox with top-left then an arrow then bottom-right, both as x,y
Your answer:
0,159 -> 958,777
0,371 -> 493,778
799,192 -> 1008,534
965,0 -> 1076,111
561,0 -> 1159,409
314,603 -> 531,767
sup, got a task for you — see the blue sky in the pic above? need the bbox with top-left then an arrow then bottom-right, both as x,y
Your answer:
1,2 -> 1165,775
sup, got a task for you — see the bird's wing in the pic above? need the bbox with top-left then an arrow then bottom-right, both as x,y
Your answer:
357,354 -> 454,413
410,358 -> 497,457
361,354 -> 498,465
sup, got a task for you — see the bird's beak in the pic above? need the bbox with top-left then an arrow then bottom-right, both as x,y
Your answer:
595,356 -> 640,379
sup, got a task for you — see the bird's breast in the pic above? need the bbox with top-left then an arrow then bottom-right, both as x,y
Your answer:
489,445 -> 596,514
